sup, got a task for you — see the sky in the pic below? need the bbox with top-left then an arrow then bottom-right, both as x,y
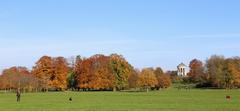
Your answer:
0,0 -> 240,72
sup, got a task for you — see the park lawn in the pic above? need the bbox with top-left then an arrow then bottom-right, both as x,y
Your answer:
0,89 -> 239,111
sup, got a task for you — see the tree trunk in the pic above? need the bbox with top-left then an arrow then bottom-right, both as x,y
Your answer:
113,87 -> 116,92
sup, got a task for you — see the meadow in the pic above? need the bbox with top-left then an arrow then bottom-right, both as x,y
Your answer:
0,89 -> 239,111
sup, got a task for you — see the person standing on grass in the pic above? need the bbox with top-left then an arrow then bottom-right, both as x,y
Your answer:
16,88 -> 21,102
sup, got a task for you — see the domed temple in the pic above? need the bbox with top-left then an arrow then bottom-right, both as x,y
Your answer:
177,63 -> 188,76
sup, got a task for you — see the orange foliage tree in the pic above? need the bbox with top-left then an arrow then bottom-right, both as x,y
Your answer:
156,74 -> 171,89
32,56 -> 68,91
137,68 -> 157,92
51,57 -> 68,90
0,66 -> 38,92
224,57 -> 240,88
89,55 -> 115,90
128,69 -> 139,88
188,59 -> 205,83
32,56 -> 53,91
154,67 -> 171,89
75,54 -> 115,90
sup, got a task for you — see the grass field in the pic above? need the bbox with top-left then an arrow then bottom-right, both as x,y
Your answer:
0,89 -> 239,111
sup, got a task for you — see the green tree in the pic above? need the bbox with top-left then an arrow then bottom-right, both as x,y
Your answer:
110,54 -> 134,91
67,71 -> 76,90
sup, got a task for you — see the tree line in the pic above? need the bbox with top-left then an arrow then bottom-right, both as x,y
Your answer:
0,54 -> 171,92
0,54 -> 239,92
185,55 -> 240,89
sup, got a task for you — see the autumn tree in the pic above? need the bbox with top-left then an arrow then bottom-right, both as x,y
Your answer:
154,67 -> 163,89
223,57 -> 240,88
110,54 -> 134,90
3,67 -> 31,89
154,67 -> 164,78
75,56 -> 92,90
188,59 -> 205,83
32,56 -> 53,91
51,57 -> 68,90
74,55 -> 84,89
89,54 -> 115,90
229,57 -> 240,87
157,74 -> 171,89
128,68 -> 139,88
137,68 -> 157,92
75,54 -> 115,90
32,56 -> 53,79
206,55 -> 225,88
0,66 -> 38,92
32,56 -> 68,91
154,67 -> 171,89
0,76 -> 5,90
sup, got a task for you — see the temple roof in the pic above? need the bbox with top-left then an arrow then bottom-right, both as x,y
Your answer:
177,63 -> 187,67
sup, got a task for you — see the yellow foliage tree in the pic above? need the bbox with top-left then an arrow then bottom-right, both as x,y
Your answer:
137,68 -> 157,92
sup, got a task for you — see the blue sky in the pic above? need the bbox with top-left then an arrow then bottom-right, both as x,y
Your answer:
0,0 -> 240,71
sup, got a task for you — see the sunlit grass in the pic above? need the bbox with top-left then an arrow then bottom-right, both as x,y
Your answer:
0,89 -> 239,111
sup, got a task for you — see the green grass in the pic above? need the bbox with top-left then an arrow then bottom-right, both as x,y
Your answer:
0,89 -> 239,111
